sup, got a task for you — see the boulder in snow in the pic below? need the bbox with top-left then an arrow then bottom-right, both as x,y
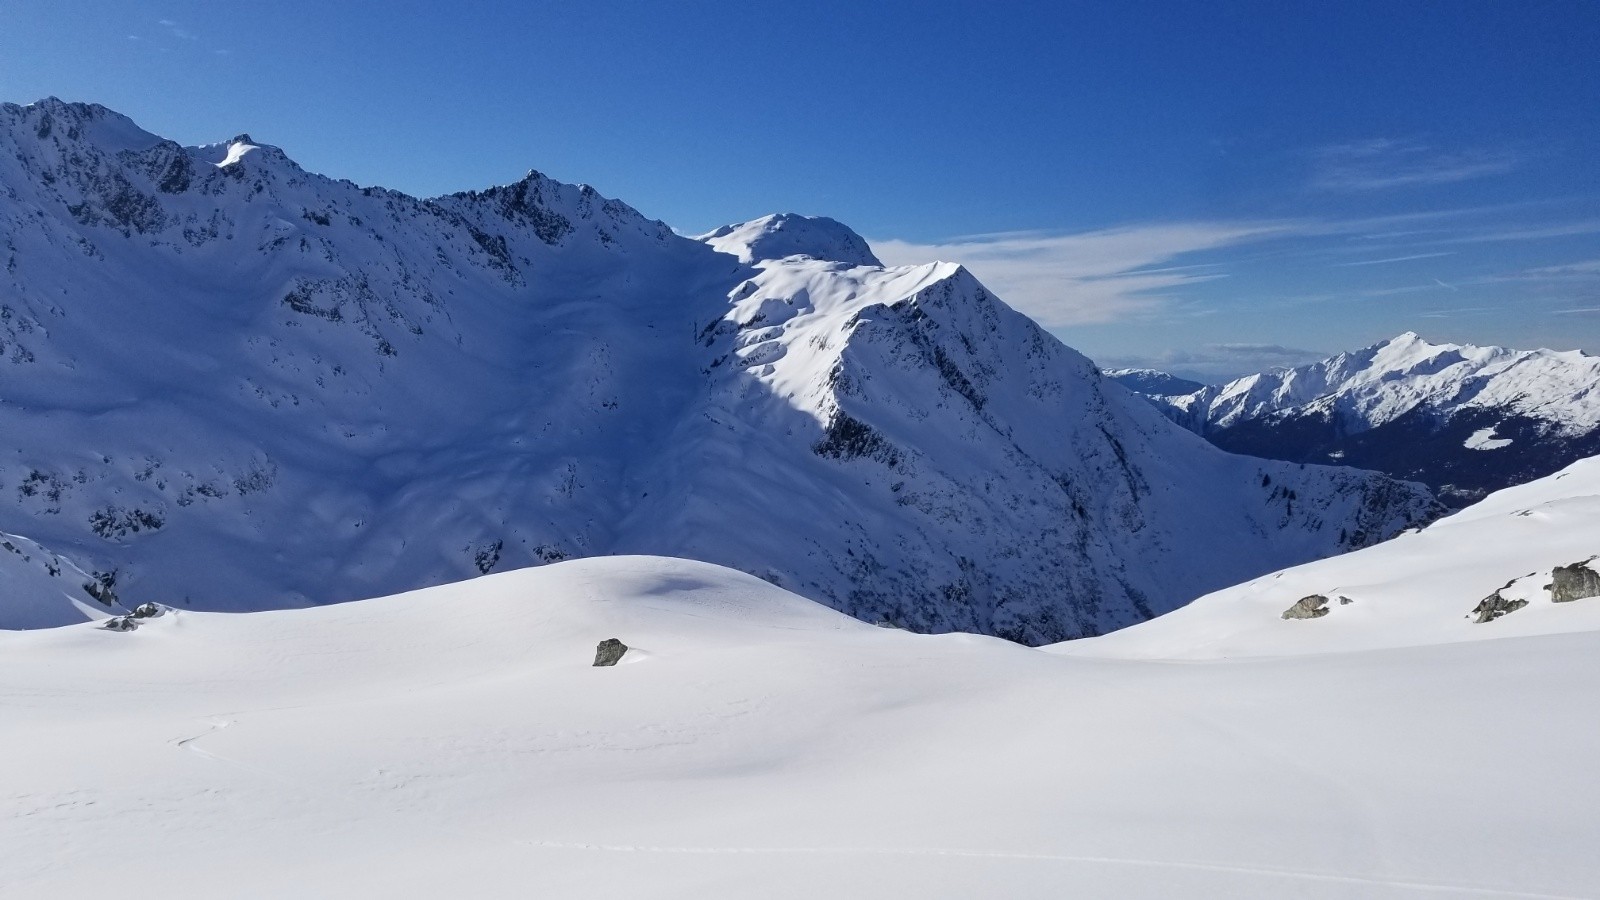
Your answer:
593,638 -> 627,667
1282,595 -> 1331,620
1548,558 -> 1600,603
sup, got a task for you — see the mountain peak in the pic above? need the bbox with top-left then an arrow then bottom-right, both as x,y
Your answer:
697,213 -> 883,267
5,97 -> 164,154
181,132 -> 304,174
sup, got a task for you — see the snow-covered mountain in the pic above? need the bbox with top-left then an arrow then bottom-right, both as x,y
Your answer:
0,98 -> 1438,641
697,213 -> 882,267
6,553 -> 1598,898
1068,454 -> 1600,659
1138,332 -> 1600,505
1101,366 -> 1206,397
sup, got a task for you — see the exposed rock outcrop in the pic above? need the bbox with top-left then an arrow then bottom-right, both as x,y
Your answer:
1282,594 -> 1331,620
1471,580 -> 1529,624
593,638 -> 627,667
1548,558 -> 1600,603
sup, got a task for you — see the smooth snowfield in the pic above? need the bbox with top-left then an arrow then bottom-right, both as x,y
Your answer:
5,556 -> 1596,898
1069,456 -> 1600,660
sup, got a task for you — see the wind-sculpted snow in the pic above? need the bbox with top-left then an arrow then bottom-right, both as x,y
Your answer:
1141,332 -> 1600,504
0,98 -> 1437,639
5,555 -> 1599,897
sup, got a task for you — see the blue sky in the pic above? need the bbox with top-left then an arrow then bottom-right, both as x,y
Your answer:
2,1 -> 1597,380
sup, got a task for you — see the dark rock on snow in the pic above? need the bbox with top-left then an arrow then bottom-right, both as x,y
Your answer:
1471,580 -> 1529,624
1548,558 -> 1600,604
593,638 -> 628,667
1282,594 -> 1331,620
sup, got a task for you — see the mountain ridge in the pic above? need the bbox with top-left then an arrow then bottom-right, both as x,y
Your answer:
0,98 -> 1438,640
1127,332 -> 1600,505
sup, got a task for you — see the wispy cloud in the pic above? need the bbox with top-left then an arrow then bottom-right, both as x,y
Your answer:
872,221 -> 1292,326
1310,139 -> 1517,192
1332,251 -> 1456,267
133,18 -> 228,55
1417,306 -> 1498,318
870,201 -> 1600,329
158,19 -> 198,41
1527,259 -> 1600,276
1435,220 -> 1600,244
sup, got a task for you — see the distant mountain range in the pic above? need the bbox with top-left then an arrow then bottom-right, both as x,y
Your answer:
1099,367 -> 1206,397
0,98 -> 1437,639
1110,332 -> 1600,506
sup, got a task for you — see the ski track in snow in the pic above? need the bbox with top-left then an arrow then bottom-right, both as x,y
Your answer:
170,716 -> 308,786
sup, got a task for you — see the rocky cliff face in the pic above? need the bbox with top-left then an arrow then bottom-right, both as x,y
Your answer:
0,98 -> 1439,640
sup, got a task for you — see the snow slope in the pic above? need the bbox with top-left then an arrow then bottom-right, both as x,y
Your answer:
0,529 -> 124,628
4,554 -> 1597,898
1066,455 -> 1600,660
1144,332 -> 1600,504
0,98 -> 1437,640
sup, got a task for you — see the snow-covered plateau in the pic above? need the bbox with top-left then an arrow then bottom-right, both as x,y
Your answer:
1138,332 -> 1600,506
0,98 -> 1439,641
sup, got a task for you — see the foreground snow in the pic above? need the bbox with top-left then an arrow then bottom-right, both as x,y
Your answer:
5,555 -> 1596,898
